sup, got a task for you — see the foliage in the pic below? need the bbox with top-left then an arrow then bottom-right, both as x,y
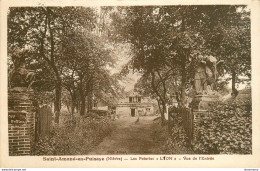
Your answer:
193,99 -> 252,154
203,6 -> 251,94
33,91 -> 54,106
111,6 -> 251,110
61,30 -> 124,115
8,7 -> 123,120
34,113 -> 113,155
8,7 -> 98,122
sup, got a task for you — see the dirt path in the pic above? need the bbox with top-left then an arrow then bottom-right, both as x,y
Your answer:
88,115 -> 168,155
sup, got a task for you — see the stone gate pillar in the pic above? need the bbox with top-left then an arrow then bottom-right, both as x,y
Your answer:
190,55 -> 220,146
8,87 -> 36,156
191,94 -> 219,112
8,53 -> 36,156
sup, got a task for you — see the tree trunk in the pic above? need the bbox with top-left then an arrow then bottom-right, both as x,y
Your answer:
180,58 -> 187,107
54,80 -> 61,124
71,100 -> 76,115
180,16 -> 187,108
80,94 -> 86,116
157,99 -> 162,116
71,93 -> 77,117
151,72 -> 166,124
87,82 -> 93,111
162,101 -> 167,125
159,99 -> 166,125
231,71 -> 238,98
76,99 -> 80,113
157,99 -> 165,125
75,91 -> 80,113
66,104 -> 71,114
87,92 -> 93,111
42,10 -> 62,124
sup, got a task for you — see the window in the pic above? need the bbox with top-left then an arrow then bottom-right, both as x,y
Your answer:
138,97 -> 141,103
129,97 -> 132,103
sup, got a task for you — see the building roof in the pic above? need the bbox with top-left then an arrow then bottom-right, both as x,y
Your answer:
126,89 -> 141,97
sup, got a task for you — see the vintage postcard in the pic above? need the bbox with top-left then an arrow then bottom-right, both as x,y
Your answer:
0,0 -> 260,168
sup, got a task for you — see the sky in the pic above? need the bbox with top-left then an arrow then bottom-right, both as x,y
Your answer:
108,43 -> 141,92
120,71 -> 141,92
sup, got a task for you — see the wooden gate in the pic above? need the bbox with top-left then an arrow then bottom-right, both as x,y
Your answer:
181,108 -> 194,145
168,107 -> 194,145
35,105 -> 52,141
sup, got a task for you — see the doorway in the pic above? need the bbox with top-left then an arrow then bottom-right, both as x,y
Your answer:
131,109 -> 135,117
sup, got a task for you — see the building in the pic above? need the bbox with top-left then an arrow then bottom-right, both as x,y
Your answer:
116,91 -> 156,117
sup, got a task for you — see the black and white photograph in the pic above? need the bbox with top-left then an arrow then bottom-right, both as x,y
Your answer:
1,1 -> 260,168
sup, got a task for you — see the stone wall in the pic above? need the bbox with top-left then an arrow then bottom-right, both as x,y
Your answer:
8,87 -> 36,156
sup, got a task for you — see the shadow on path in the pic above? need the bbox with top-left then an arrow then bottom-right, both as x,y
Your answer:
88,116 -> 168,155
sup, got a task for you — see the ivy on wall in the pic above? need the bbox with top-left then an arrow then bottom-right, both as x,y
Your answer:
193,99 -> 252,154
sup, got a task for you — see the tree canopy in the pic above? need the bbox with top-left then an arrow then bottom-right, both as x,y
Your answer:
110,5 -> 250,122
8,6 -> 251,124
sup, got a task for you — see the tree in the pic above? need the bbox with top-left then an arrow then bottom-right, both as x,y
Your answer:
111,6 -> 250,107
61,30 -> 114,115
61,66 -> 79,115
202,6 -> 251,96
8,7 -> 97,123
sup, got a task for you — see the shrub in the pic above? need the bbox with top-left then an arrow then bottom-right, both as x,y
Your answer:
193,99 -> 252,154
34,115 -> 113,155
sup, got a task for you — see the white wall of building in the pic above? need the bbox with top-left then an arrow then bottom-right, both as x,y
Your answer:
116,104 -> 155,117
116,106 -> 131,117
116,91 -> 157,117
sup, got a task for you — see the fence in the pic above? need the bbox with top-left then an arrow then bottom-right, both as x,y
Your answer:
181,108 -> 193,145
168,107 -> 194,145
35,105 -> 52,141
